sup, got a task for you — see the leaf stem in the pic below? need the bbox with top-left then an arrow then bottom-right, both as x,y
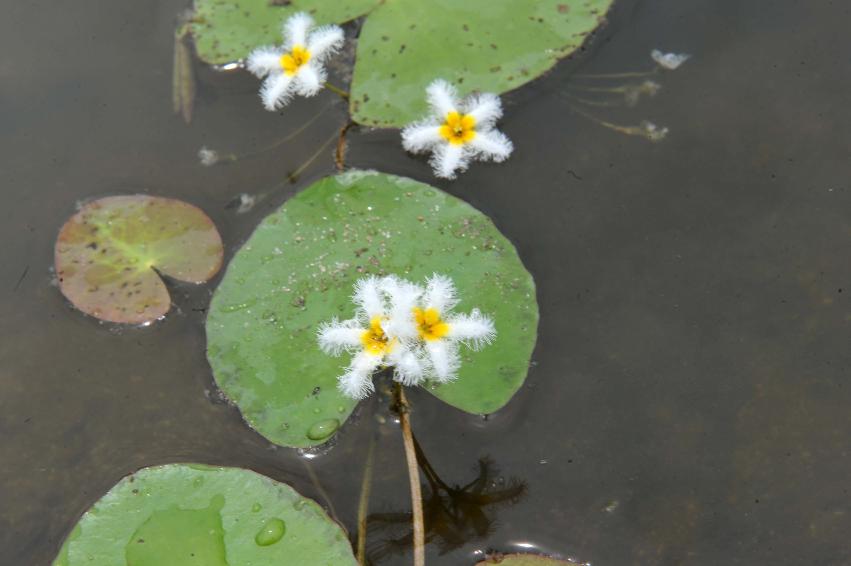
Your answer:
288,130 -> 339,183
395,383 -> 425,566
301,458 -> 342,526
356,434 -> 376,565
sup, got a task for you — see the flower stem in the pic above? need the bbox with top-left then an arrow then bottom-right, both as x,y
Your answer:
395,383 -> 425,566
356,434 -> 376,565
288,130 -> 338,183
324,81 -> 350,100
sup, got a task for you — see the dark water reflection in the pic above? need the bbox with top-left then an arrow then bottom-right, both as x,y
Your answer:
1,0 -> 849,564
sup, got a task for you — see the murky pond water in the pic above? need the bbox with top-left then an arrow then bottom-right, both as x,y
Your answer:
2,0 -> 849,564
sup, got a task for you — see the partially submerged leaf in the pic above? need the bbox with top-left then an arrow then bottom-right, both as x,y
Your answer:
52,464 -> 357,566
173,24 -> 196,123
191,0 -> 380,65
206,171 -> 538,448
55,195 -> 223,324
350,0 -> 615,126
476,554 -> 577,566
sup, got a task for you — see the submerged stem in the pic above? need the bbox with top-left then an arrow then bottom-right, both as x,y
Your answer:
288,130 -> 338,183
395,384 -> 425,566
301,459 -> 342,526
357,434 -> 377,565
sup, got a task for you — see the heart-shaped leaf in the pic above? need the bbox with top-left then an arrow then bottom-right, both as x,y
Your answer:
189,0 -> 614,126
206,171 -> 538,448
55,195 -> 223,324
53,464 -> 357,566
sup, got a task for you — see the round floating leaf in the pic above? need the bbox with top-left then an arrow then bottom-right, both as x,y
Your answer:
477,555 -> 576,566
55,195 -> 223,324
191,0 -> 380,65
206,171 -> 538,448
53,464 -> 356,566
350,0 -> 615,126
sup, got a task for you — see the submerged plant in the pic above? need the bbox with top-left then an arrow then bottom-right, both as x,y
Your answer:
401,80 -> 514,179
651,49 -> 691,70
318,274 -> 496,398
246,12 -> 344,111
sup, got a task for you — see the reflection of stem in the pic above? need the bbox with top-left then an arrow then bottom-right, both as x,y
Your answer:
395,384 -> 425,566
325,82 -> 350,100
336,121 -> 355,171
301,459 -> 342,525
288,130 -> 338,183
357,435 -> 377,565
411,434 -> 450,492
569,105 -> 668,142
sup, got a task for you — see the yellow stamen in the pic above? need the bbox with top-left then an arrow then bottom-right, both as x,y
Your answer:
361,317 -> 394,356
413,307 -> 450,341
280,45 -> 311,75
438,111 -> 476,145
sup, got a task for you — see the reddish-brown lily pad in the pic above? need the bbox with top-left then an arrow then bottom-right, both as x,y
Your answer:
55,195 -> 223,324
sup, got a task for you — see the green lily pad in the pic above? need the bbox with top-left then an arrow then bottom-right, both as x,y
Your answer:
55,195 -> 223,324
206,171 -> 538,448
52,464 -> 356,566
350,0 -> 615,127
191,0 -> 380,65
477,555 -> 577,566
189,0 -> 613,126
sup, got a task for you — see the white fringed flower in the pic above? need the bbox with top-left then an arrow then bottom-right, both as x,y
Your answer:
413,274 -> 496,383
246,13 -> 344,111
651,49 -> 691,70
318,276 -> 425,399
401,79 -> 513,179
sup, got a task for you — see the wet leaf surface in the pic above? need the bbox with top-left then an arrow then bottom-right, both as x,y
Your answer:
55,195 -> 223,324
206,171 -> 538,448
350,0 -> 615,127
52,464 -> 357,565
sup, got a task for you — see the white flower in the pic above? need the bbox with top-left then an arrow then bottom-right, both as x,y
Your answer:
318,276 -> 425,399
650,49 -> 691,70
413,274 -> 496,383
401,79 -> 513,180
246,13 -> 344,111
198,146 -> 219,166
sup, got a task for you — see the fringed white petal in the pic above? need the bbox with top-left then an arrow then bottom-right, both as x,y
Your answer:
469,129 -> 513,163
317,318 -> 363,355
426,79 -> 459,117
429,142 -> 469,180
338,351 -> 381,399
284,12 -> 313,49
424,339 -> 460,383
446,309 -> 496,350
307,25 -> 345,61
246,46 -> 282,77
401,121 -> 443,153
260,73 -> 294,111
650,49 -> 691,70
294,63 -> 326,97
464,93 -> 503,128
387,345 -> 426,386
423,274 -> 458,314
381,276 -> 423,340
352,276 -> 385,319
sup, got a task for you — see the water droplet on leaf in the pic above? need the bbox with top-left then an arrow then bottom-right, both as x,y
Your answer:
254,518 -> 286,546
306,419 -> 339,441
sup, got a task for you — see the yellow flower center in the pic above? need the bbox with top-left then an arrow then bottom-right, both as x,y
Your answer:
280,45 -> 311,75
413,307 -> 450,341
439,112 -> 477,145
360,317 -> 394,356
